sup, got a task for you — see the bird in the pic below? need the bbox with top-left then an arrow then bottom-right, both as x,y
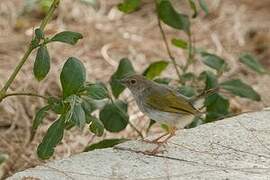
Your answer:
120,74 -> 203,153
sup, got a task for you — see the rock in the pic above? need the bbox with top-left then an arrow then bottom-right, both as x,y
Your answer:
8,111 -> 270,180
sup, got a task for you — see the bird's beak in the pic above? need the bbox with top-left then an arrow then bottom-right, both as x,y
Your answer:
119,78 -> 127,86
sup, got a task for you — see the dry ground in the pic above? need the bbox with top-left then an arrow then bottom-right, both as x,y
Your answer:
0,0 -> 269,178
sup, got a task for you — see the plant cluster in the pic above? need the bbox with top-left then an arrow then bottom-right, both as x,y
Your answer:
0,0 -> 267,160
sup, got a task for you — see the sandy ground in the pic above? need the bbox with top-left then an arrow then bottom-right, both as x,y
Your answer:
0,0 -> 269,178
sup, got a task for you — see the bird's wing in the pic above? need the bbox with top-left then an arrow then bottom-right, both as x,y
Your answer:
145,87 -> 199,115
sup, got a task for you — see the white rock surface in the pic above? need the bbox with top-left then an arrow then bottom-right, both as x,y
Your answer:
8,111 -> 270,180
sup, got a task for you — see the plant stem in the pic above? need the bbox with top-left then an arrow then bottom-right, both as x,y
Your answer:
2,93 -> 49,100
183,31 -> 193,72
0,0 -> 60,101
157,18 -> 182,82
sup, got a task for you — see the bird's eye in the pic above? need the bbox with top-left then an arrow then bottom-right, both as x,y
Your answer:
130,79 -> 137,84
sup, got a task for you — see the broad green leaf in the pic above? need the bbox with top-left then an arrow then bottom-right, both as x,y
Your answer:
60,57 -> 86,98
31,105 -> 50,140
143,61 -> 169,80
89,116 -> 104,137
154,77 -> 171,85
178,85 -> 196,97
171,38 -> 188,49
110,58 -> 135,98
205,93 -> 229,122
239,53 -> 266,74
200,71 -> 218,90
81,97 -> 97,115
188,0 -> 198,18
50,31 -> 83,45
157,0 -> 190,33
48,97 -> 65,114
84,138 -> 129,152
37,116 -> 65,159
118,0 -> 141,13
71,103 -> 86,129
34,45 -> 50,81
199,0 -> 209,15
100,100 -> 129,132
64,95 -> 81,122
83,82 -> 108,100
220,79 -> 261,101
35,28 -> 44,40
201,52 -> 228,72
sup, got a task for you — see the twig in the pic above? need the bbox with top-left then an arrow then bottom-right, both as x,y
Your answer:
2,92 -> 48,100
0,0 -> 60,101
157,18 -> 182,82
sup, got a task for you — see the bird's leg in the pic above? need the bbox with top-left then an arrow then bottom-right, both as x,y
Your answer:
145,126 -> 177,155
142,132 -> 169,144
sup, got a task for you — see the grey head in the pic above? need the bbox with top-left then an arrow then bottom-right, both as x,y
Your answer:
120,74 -> 154,96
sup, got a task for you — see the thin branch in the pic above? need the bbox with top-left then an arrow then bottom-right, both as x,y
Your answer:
0,0 -> 60,101
157,18 -> 182,82
2,93 -> 49,100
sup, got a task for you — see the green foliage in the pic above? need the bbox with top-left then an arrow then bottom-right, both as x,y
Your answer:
157,0 -> 190,33
239,53 -> 266,74
171,38 -> 188,49
89,116 -> 104,137
178,85 -> 196,97
198,0 -> 209,15
220,79 -> 261,101
84,138 -> 129,152
82,82 -> 108,100
118,0 -> 141,13
0,153 -> 7,165
110,58 -> 135,98
188,0 -> 198,18
50,31 -> 83,45
34,45 -> 50,81
100,100 -> 129,132
201,52 -> 228,72
143,61 -> 169,80
60,57 -> 86,98
31,105 -> 50,139
37,116 -> 65,159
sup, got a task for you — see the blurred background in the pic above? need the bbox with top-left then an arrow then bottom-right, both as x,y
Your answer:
0,0 -> 269,178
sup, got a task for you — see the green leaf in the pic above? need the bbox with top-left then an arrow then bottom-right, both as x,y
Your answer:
220,79 -> 261,101
31,105 -> 50,140
89,116 -> 104,137
186,116 -> 204,128
34,45 -> 50,81
171,38 -> 188,49
200,71 -> 218,90
239,53 -> 266,74
205,93 -> 229,122
188,0 -> 198,18
110,58 -> 135,98
84,138 -> 129,152
81,97 -> 97,115
37,116 -> 65,159
71,103 -> 86,129
157,0 -> 190,33
154,77 -> 171,85
83,82 -> 108,100
199,0 -> 209,15
35,28 -> 44,40
50,31 -> 83,45
201,52 -> 228,72
48,97 -> 65,114
178,85 -> 196,97
118,0 -> 141,13
60,57 -> 86,98
100,100 -> 129,132
143,61 -> 169,80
